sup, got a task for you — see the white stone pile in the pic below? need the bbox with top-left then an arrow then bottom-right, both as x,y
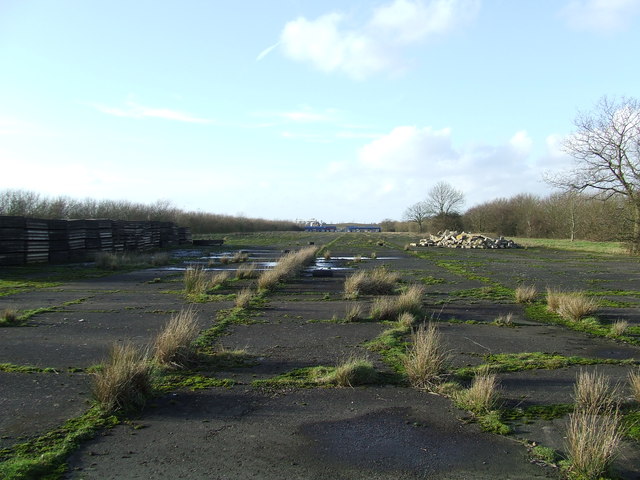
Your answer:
410,231 -> 520,249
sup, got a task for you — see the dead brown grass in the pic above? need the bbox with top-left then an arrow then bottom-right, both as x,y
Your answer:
629,368 -> 640,403
235,288 -> 254,309
454,373 -> 500,413
514,285 -> 537,304
610,319 -> 628,336
344,267 -> 400,298
92,342 -> 153,412
332,356 -> 378,387
403,322 -> 449,390
370,285 -> 424,320
546,289 -> 599,321
153,307 -> 200,367
257,246 -> 318,291
236,263 -> 257,280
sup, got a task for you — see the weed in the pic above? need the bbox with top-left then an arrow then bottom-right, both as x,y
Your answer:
153,307 -> 200,368
92,342 -> 153,413
565,408 -> 621,480
610,319 -> 628,336
546,288 -> 563,313
0,308 -> 20,326
332,356 -> 378,387
370,285 -> 424,320
344,267 -> 400,298
629,368 -> 640,403
235,288 -> 254,309
344,303 -> 363,322
454,373 -> 500,414
515,285 -> 537,304
494,312 -> 514,327
403,322 -> 449,390
398,312 -> 416,328
210,271 -> 230,289
184,266 -> 209,295
547,289 -> 599,321
236,263 -> 257,280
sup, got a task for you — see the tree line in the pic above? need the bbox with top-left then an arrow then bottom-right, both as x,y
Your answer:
0,189 -> 301,234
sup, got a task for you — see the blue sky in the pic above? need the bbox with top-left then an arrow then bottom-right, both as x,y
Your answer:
1,0 -> 639,223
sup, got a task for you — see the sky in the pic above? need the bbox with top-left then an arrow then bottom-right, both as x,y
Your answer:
1,0 -> 640,224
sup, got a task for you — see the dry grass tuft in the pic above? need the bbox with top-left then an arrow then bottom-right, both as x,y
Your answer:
398,312 -> 417,328
371,252 -> 377,260
210,271 -> 230,288
546,289 -> 599,321
454,373 -> 500,413
92,342 -> 153,412
514,285 -> 537,304
323,250 -> 331,260
184,266 -> 209,295
370,285 -> 424,321
565,408 -> 621,480
0,308 -> 20,326
236,263 -> 257,280
232,251 -> 249,263
573,369 -> 619,413
257,246 -> 318,291
235,288 -> 254,309
494,312 -> 514,327
344,268 -> 400,298
610,319 -> 628,336
403,322 -> 449,390
332,356 -> 377,387
629,368 -> 640,403
153,307 -> 200,367
344,303 -> 363,322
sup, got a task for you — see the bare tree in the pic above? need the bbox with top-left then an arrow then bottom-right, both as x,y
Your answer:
403,201 -> 429,233
546,96 -> 640,250
425,181 -> 465,216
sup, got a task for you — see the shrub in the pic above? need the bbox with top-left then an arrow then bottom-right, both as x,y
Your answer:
153,307 -> 200,367
235,288 -> 254,309
370,285 -> 424,321
332,356 -> 378,387
403,323 -> 449,390
454,373 -> 499,413
344,268 -> 400,298
514,285 -> 537,303
92,342 -> 153,412
0,308 -> 20,326
609,319 -> 628,336
565,408 -> 621,480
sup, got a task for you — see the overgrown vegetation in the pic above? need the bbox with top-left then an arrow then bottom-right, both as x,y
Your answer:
403,322 -> 449,390
257,246 -> 318,291
153,307 -> 201,368
370,285 -> 424,320
343,267 -> 400,298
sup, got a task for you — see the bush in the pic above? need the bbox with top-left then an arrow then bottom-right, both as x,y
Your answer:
403,323 -> 449,390
153,307 -> 200,367
92,343 -> 153,412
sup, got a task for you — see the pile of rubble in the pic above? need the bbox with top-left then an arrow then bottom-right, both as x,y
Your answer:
410,231 -> 521,249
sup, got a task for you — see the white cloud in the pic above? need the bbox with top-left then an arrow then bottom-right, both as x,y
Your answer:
560,0 -> 640,32
280,0 -> 480,79
509,130 -> 533,156
90,100 -> 211,124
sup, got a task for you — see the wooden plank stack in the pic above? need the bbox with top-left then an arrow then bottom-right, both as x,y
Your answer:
0,216 -> 192,266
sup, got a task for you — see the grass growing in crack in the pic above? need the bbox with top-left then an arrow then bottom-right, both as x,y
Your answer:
343,267 -> 400,298
403,322 -> 449,390
370,285 -> 424,321
0,308 -> 20,326
609,319 -> 628,336
454,372 -> 500,414
235,263 -> 257,280
564,407 -> 621,480
0,406 -> 119,479
515,285 -> 537,303
547,289 -> 599,322
493,312 -> 514,327
630,368 -> 640,402
332,356 -> 378,387
92,342 -> 153,413
153,307 -> 200,368
234,288 -> 254,309
573,369 -> 619,414
398,312 -> 417,328
344,303 -> 363,322
365,325 -> 410,374
257,246 -> 318,291
252,366 -> 336,389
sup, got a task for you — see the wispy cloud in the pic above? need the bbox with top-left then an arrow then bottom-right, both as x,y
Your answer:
256,41 -> 280,61
279,0 -> 480,79
90,100 -> 212,124
559,0 -> 640,33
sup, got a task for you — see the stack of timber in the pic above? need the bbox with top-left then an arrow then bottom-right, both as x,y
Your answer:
410,231 -> 520,249
0,216 -> 192,266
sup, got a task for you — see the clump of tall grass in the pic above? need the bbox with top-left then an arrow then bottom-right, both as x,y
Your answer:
403,322 -> 449,390
232,251 -> 249,263
235,288 -> 254,309
494,312 -> 514,327
344,303 -> 363,322
236,263 -> 257,280
454,373 -> 500,414
514,285 -> 537,304
565,408 -> 621,480
210,271 -> 230,289
546,289 -> 599,321
331,356 -> 378,387
398,312 -> 416,328
609,319 -> 628,336
370,252 -> 377,260
153,307 -> 200,368
573,369 -> 619,413
370,285 -> 424,321
92,342 -> 153,412
629,368 -> 640,402
184,266 -> 209,295
257,246 -> 318,291
0,308 -> 20,326
344,267 -> 400,298
323,250 -> 331,260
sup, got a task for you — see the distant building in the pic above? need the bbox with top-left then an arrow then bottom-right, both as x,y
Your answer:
304,225 -> 337,232
346,225 -> 381,233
